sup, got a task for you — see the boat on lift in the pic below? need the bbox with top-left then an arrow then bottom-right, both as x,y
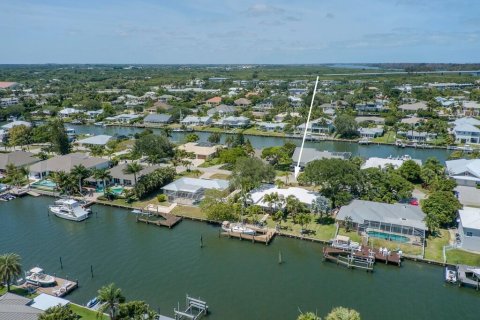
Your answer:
25,267 -> 56,287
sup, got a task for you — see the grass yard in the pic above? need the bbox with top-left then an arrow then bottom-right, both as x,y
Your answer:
242,127 -> 285,137
209,173 -> 230,179
266,215 -> 336,241
70,304 -> 109,320
424,229 -> 450,262
446,249 -> 480,266
0,286 -> 38,298
368,237 -> 423,256
337,229 -> 363,243
372,130 -> 396,144
172,205 -> 207,220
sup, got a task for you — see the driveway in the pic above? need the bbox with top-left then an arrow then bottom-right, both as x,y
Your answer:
455,186 -> 480,207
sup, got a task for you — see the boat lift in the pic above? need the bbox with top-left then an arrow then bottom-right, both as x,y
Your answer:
174,295 -> 208,320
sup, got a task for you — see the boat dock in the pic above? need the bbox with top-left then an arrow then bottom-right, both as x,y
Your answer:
136,212 -> 183,229
22,276 -> 78,297
456,264 -> 480,289
220,225 -> 276,245
323,245 -> 401,270
174,295 -> 208,320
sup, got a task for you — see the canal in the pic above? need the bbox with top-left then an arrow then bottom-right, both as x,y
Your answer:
69,124 -> 452,163
1,196 -> 479,319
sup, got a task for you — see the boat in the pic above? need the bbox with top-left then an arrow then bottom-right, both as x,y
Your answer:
94,122 -> 104,126
395,139 -> 405,148
458,144 -> 474,153
221,221 -> 256,235
49,198 -> 90,221
445,265 -> 457,283
25,267 -> 56,287
87,297 -> 99,308
358,138 -> 371,145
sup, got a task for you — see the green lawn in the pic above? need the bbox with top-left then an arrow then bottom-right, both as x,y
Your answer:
337,229 -> 363,243
242,127 -> 285,137
70,304 -> 109,320
172,205 -> 207,220
0,286 -> 38,298
368,237 -> 423,256
446,249 -> 480,266
266,215 -> 336,241
424,229 -> 450,262
372,130 -> 396,144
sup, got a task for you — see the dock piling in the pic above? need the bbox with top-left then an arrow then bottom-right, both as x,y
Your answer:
90,265 -> 94,278
200,234 -> 203,248
59,256 -> 63,269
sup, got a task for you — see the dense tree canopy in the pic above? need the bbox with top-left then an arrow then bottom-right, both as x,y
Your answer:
398,160 -> 422,183
133,133 -> 174,161
230,157 -> 276,195
421,191 -> 461,232
334,114 -> 359,138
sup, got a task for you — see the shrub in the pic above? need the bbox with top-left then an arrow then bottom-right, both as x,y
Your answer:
157,194 -> 167,202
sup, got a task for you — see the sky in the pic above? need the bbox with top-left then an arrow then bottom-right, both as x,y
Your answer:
0,0 -> 479,64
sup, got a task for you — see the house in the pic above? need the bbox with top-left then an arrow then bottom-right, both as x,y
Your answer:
398,102 -> 428,113
400,117 -> 424,126
109,164 -> 163,186
152,101 -> 173,111
292,147 -> 351,168
288,96 -> 303,108
105,114 -> 141,123
158,94 -> 177,103
0,97 -> 19,107
76,134 -> 113,147
288,88 -> 308,95
458,207 -> 480,253
397,130 -> 437,142
274,112 -> 300,123
234,98 -> 251,107
0,151 -> 39,172
355,116 -> 385,125
0,292 -> 42,320
358,127 -> 384,138
362,156 -> 422,170
336,199 -> 427,240
257,122 -> 286,132
178,142 -> 219,160
451,117 -> 480,143
248,184 -> 321,209
207,104 -> 238,116
58,107 -> 81,118
445,159 -> 480,186
205,96 -> 222,106
29,153 -> 109,179
85,110 -> 103,120
217,116 -> 250,128
296,118 -> 334,134
180,116 -> 212,127
143,113 -> 173,125
162,177 -> 229,205
1,120 -> 31,130
355,102 -> 384,112
253,100 -> 273,111
0,81 -> 18,89
461,101 -> 480,116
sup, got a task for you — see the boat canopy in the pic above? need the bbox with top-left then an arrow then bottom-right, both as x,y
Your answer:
30,267 -> 44,273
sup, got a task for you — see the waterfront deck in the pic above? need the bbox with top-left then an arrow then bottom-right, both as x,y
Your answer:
220,225 -> 276,245
323,245 -> 401,270
22,276 -> 78,297
136,212 -> 183,229
456,264 -> 480,289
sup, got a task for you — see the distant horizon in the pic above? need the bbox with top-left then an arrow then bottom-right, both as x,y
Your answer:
1,62 -> 480,66
1,0 -> 479,64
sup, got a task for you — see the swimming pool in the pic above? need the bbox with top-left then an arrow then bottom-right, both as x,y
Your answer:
367,231 -> 410,243
31,179 -> 57,189
96,186 -> 124,195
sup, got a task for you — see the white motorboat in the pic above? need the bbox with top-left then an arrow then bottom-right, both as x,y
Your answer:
221,221 -> 256,235
445,266 -> 457,283
25,267 -> 56,287
358,138 -> 371,145
49,198 -> 90,222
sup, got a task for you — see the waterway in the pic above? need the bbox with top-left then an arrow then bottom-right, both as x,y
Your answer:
1,196 -> 479,319
70,124 -> 452,163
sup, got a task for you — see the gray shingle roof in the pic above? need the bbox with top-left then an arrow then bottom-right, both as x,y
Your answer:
144,114 -> 173,123
0,151 -> 39,170
336,199 -> 427,230
29,153 -> 109,173
0,293 -> 41,320
162,177 -> 229,193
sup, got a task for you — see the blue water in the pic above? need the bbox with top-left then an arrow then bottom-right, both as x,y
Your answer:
367,231 -> 410,243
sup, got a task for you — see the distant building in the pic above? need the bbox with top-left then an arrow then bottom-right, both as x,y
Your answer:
355,102 -> 384,112
1,120 -> 31,130
205,96 -> 222,106
445,158 -> 480,187
105,114 -> 141,123
0,81 -> 18,89
207,104 -> 238,116
358,127 -> 384,138
362,156 -> 422,170
180,116 -> 213,127
398,102 -> 428,113
143,113 -> 173,125
178,142 -> 219,160
296,118 -> 334,134
397,130 -> 437,142
0,97 -> 19,107
109,164 -> 163,186
58,108 -> 81,118
234,98 -> 251,107
257,122 -> 286,132
216,116 -> 250,128
76,135 -> 113,147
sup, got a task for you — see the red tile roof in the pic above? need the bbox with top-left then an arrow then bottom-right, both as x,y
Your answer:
206,96 -> 222,103
0,82 -> 17,89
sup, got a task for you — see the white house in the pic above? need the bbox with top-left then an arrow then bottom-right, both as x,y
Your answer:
248,184 -> 321,209
58,108 -> 81,118
180,116 -> 212,127
358,127 -> 384,138
296,118 -> 334,134
458,207 -> 480,253
445,159 -> 480,187
1,120 -> 31,130
451,117 -> 480,144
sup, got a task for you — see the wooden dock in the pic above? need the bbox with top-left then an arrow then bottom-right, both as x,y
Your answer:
323,245 -> 401,270
22,276 -> 78,297
220,225 -> 276,245
136,212 -> 182,229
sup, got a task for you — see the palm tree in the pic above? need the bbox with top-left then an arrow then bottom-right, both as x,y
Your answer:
0,253 -> 22,292
39,305 -> 78,320
297,312 -> 321,320
20,167 -> 30,187
97,283 -> 125,320
325,307 -> 361,320
51,171 -> 75,195
92,168 -> 112,196
122,162 -> 143,185
71,164 -> 90,195
263,192 -> 279,212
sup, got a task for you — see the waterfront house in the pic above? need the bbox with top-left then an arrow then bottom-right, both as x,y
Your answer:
58,108 -> 81,118
445,159 -> 480,187
109,163 -> 163,186
234,98 -> 251,107
397,130 -> 437,142
216,116 -> 250,128
162,177 -> 229,205
207,104 -> 238,116
358,127 -> 384,138
451,117 -> 480,144
292,147 -> 351,168
76,134 -> 113,147
178,142 -> 219,160
336,199 -> 427,241
458,207 -> 480,253
205,96 -> 222,106
362,156 -> 422,170
143,113 -> 173,125
1,120 -> 31,130
274,112 -> 300,123
355,116 -> 385,125
180,115 -> 213,127
0,151 -> 39,173
355,102 -> 384,113
257,122 -> 286,132
296,118 -> 334,135
105,113 -> 141,123
85,110 -> 103,121
248,184 -> 320,210
398,102 -> 428,113
0,292 -> 42,320
29,153 -> 109,179
461,101 -> 480,117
